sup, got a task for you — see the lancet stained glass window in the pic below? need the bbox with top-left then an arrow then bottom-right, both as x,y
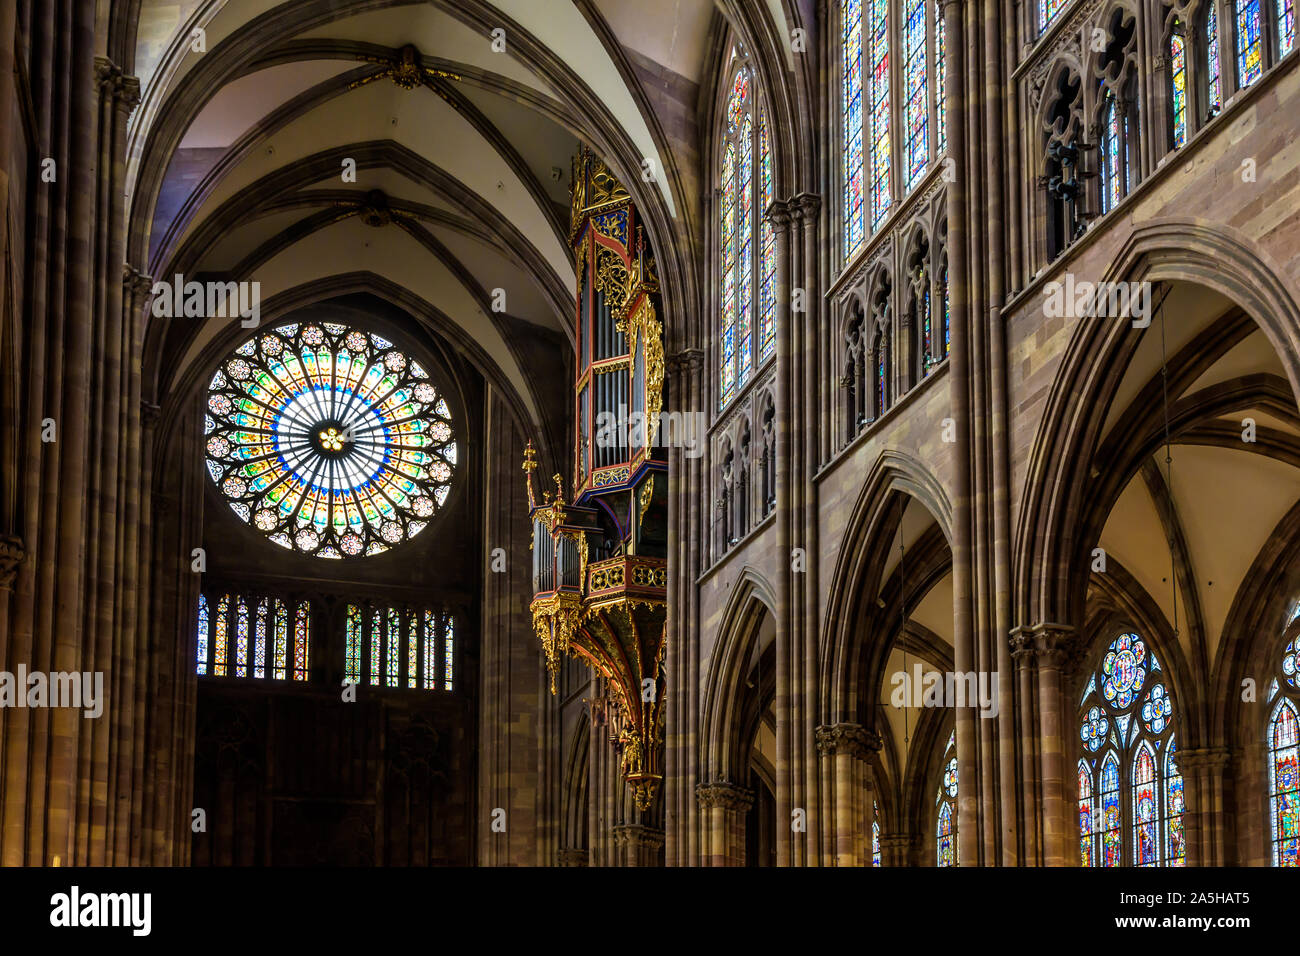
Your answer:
1268,605 -> 1300,866
843,0 -> 866,256
867,0 -> 892,229
719,66 -> 776,407
1207,3 -> 1223,114
1078,632 -> 1184,866
936,729 -> 958,866
872,799 -> 882,866
1237,0 -> 1263,88
1279,0 -> 1296,56
936,3 -> 947,153
1170,30 -> 1188,147
205,322 -> 456,558
903,0 -> 929,189
198,592 -> 310,681
342,602 -> 455,691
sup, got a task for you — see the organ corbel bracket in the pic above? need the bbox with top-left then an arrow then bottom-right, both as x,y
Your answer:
529,591 -> 584,694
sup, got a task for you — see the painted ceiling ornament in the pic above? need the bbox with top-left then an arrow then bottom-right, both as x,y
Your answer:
204,322 -> 456,558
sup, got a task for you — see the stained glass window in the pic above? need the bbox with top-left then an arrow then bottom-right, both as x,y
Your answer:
1078,632 -> 1184,866
720,64 -> 776,407
1269,606 -> 1300,866
872,799 -> 882,866
936,4 -> 947,153
721,141 -> 738,405
874,327 -> 889,417
1279,0 -> 1296,56
1170,31 -> 1188,148
1207,3 -> 1223,114
1078,760 -> 1095,866
198,592 -> 310,682
903,0 -> 929,190
759,121 -> 776,364
204,322 -> 456,558
843,0 -> 866,256
1270,699 -> 1300,866
1100,92 -> 1127,213
936,729 -> 958,866
940,258 -> 950,358
342,602 -> 455,691
1237,0 -> 1263,88
1039,0 -> 1066,31
196,593 -> 210,676
867,0 -> 891,230
213,595 -> 229,677
345,603 -> 362,682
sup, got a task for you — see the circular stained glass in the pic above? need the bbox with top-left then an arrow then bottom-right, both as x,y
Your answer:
1101,633 -> 1147,710
1080,704 -> 1108,752
943,756 -> 958,798
204,321 -> 456,558
1283,639 -> 1298,690
1140,683 -> 1172,734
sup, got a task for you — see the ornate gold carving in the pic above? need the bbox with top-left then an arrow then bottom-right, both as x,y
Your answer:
625,296 -> 665,446
349,44 -> 462,92
530,591 -> 584,694
593,246 -> 631,314
639,476 -> 654,521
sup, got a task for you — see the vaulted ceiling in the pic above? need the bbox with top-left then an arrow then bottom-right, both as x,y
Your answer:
123,0 -> 728,442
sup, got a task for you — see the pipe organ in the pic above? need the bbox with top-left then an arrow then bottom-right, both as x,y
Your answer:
523,148 -> 668,810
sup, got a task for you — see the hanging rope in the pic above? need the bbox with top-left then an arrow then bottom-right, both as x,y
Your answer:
1155,282 -> 1179,638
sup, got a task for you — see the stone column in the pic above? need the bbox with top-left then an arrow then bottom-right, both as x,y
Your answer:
665,346 -> 703,866
1177,747 -> 1230,867
815,723 -> 881,866
695,780 -> 754,866
879,833 -> 913,868
768,201 -> 795,866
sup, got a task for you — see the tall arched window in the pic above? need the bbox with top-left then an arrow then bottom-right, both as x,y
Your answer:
1078,632 -> 1185,866
866,0 -> 892,231
902,0 -> 929,190
1266,604 -> 1300,866
1278,0 -> 1295,56
872,799 -> 882,866
1237,0 -> 1264,87
1170,26 -> 1188,147
719,66 -> 776,408
936,729 -> 958,866
1206,2 -> 1223,116
843,0 -> 866,256
935,3 -> 946,153
1099,91 -> 1129,213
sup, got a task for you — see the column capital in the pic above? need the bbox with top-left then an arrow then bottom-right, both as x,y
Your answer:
1175,746 -> 1231,772
792,192 -> 822,221
610,823 -> 666,851
666,347 -> 704,375
765,199 -> 796,233
0,535 -> 25,590
1010,622 -> 1078,669
695,780 -> 754,811
814,722 -> 883,758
